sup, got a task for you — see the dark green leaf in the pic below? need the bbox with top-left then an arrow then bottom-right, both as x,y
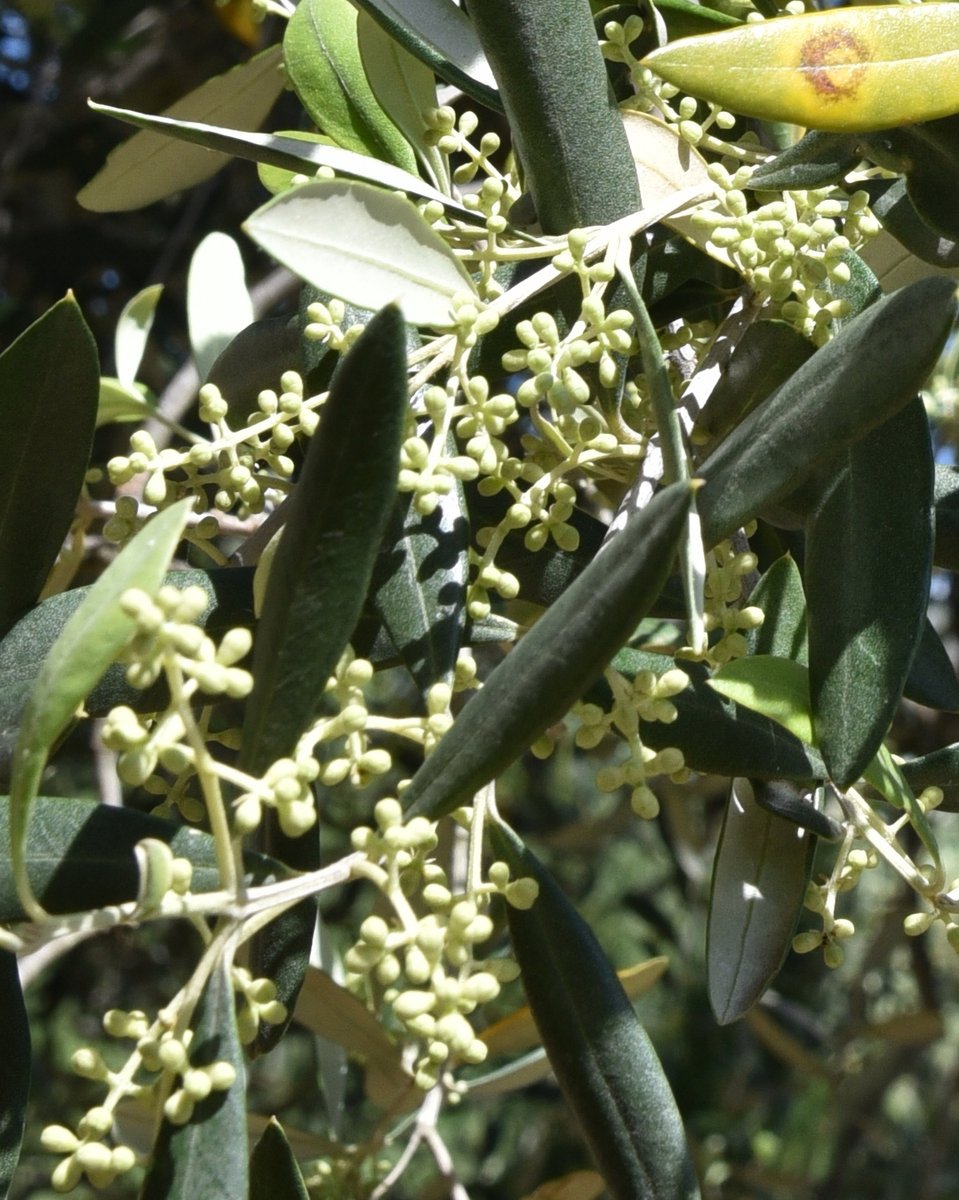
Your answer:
903,618 -> 959,712
806,399 -> 933,788
901,744 -> 959,812
491,819 -> 701,1200
745,554 -> 808,665
751,779 -> 842,841
600,650 -> 824,783
698,276 -> 958,547
205,318 -> 304,422
0,950 -> 29,1200
10,502 -> 191,917
353,0 -> 501,113
0,796 -> 286,922
745,130 -> 860,191
0,294 -> 99,637
250,1119 -> 310,1200
707,779 -> 816,1025
141,963 -> 247,1200
468,0 -> 640,233
865,178 -> 959,268
691,320 -> 814,452
934,463 -> 959,570
371,461 -> 469,694
283,0 -> 417,171
241,305 -> 407,774
241,306 -> 407,1053
403,481 -> 693,819
862,115 -> 959,242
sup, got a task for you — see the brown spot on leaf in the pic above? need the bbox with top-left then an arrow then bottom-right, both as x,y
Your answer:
799,29 -> 869,100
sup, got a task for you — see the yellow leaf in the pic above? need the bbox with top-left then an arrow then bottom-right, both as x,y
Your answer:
642,5 -> 959,133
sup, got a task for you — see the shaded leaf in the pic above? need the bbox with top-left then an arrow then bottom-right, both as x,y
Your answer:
0,796 -> 286,922
903,619 -> 959,712
141,963 -> 247,1200
806,399 -> 933,788
250,1120 -> 309,1200
491,819 -> 701,1200
698,276 -> 958,546
10,501 -> 191,917
240,306 -> 407,774
205,318 -> 304,427
901,744 -> 959,812
371,454 -> 469,694
403,482 -> 693,819
642,6 -> 959,132
934,463 -> 959,570
598,650 -> 824,783
707,778 -> 815,1025
745,130 -> 860,191
481,958 -> 669,1058
78,46 -> 284,211
0,294 -> 99,637
861,115 -> 959,242
292,968 -> 412,1111
187,233 -> 254,381
0,950 -> 29,1200
865,178 -> 959,271
244,179 -> 476,328
114,283 -> 163,387
352,0 -> 500,113
691,320 -> 814,452
283,0 -> 417,172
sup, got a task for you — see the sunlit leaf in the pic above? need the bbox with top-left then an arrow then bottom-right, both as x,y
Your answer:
284,0 -> 417,172
352,0 -> 500,112
357,10 -> 449,190
114,283 -> 163,387
244,179 -> 476,328
642,6 -> 959,133
78,46 -> 284,211
707,778 -> 815,1024
745,130 -> 860,192
96,378 -> 157,427
10,501 -> 192,918
187,232 -> 254,381
709,655 -> 814,747
0,294 -> 99,637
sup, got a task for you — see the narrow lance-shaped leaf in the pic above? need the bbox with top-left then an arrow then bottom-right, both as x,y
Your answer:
642,6 -> 959,133
707,778 -> 816,1025
187,233 -> 254,382
0,950 -> 29,1200
240,307 -> 408,1051
0,294 -> 99,637
244,179 -> 477,329
903,618 -> 959,713
806,398 -> 933,789
697,276 -> 958,546
85,102 -> 478,222
250,1120 -> 309,1200
10,500 -> 192,919
141,962 -> 247,1200
240,305 -> 408,774
352,0 -> 501,113
357,9 -> 449,190
0,796 -> 287,923
77,46 -> 284,212
114,283 -> 163,388
744,554 -> 808,665
490,819 -> 701,1200
403,481 -> 693,819
283,0 -> 417,173
371,434 -> 469,694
